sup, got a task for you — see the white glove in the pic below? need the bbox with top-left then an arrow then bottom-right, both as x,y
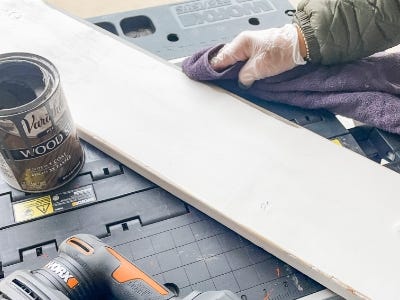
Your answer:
210,24 -> 306,87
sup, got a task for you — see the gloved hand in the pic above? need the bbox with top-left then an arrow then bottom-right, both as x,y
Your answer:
210,24 -> 307,88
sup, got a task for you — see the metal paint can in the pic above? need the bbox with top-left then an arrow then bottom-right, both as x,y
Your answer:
0,53 -> 84,192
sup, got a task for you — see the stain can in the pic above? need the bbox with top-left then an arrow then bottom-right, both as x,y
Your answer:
0,53 -> 84,192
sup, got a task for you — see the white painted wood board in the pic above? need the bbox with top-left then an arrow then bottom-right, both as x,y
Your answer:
0,1 -> 399,299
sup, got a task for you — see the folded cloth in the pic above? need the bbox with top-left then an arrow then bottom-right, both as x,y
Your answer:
182,45 -> 400,135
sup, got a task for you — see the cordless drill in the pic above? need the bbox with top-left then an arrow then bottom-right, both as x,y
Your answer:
0,234 -> 239,300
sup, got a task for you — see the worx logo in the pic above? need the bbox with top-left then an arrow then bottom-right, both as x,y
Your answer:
45,261 -> 79,288
174,0 -> 274,28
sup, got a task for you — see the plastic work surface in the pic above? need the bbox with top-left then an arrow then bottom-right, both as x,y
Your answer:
88,0 -> 294,60
0,1 -> 399,299
0,141 -> 325,300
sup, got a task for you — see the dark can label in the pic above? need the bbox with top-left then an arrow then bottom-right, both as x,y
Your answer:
0,53 -> 84,192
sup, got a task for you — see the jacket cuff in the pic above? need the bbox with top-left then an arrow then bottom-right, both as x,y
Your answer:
293,10 -> 321,64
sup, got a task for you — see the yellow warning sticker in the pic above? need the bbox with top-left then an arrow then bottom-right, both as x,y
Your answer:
331,139 -> 342,146
13,195 -> 54,222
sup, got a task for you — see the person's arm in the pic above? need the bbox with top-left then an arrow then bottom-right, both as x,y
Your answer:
294,0 -> 400,64
210,0 -> 400,87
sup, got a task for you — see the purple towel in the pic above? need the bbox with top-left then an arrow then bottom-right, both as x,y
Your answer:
182,45 -> 400,135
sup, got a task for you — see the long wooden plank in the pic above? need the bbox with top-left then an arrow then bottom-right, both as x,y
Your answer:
1,1 -> 399,299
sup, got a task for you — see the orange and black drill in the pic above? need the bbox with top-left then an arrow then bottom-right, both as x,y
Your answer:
0,234 -> 239,300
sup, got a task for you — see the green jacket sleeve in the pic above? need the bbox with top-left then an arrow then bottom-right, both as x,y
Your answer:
293,0 -> 400,64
